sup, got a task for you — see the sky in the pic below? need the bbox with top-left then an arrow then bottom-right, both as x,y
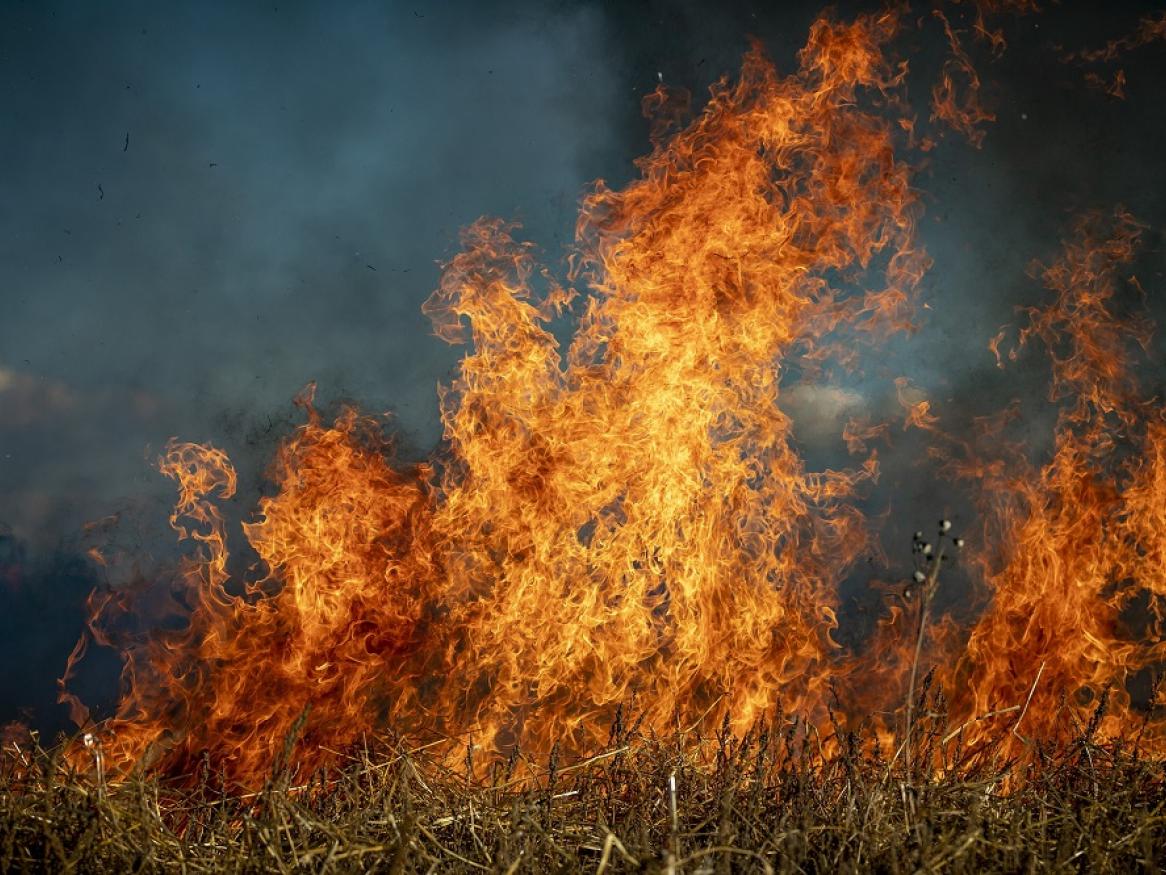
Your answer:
1,0 -> 1165,731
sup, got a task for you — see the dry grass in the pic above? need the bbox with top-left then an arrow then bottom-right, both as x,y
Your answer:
1,692 -> 1163,873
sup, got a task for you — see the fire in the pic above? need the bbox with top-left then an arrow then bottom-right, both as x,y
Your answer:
58,6 -> 1166,788
930,9 -> 994,148
856,211 -> 1166,768
940,210 -> 1166,758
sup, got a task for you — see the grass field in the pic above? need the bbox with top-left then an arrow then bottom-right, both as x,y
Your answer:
3,691 -> 1163,873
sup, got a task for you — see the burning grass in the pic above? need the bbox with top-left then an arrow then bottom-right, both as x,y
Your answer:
3,698 -> 1164,873
11,6 -> 1166,870
56,7 -> 1166,791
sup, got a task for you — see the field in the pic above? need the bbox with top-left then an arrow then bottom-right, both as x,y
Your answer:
3,697 -> 1163,873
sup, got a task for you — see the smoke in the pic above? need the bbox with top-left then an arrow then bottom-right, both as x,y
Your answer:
2,1 -> 1165,734
0,0 -> 624,548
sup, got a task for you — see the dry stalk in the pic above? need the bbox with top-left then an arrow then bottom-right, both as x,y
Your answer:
905,539 -> 946,783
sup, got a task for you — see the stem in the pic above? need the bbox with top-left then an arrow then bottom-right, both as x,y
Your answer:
905,544 -> 944,783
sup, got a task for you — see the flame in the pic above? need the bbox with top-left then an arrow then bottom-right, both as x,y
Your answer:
930,10 -> 995,148
65,10 -> 934,785
59,6 -> 1166,788
1064,10 -> 1166,97
894,377 -> 940,432
939,210 -> 1166,757
1066,11 -> 1166,65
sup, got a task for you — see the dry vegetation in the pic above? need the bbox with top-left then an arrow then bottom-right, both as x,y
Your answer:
2,690 -> 1163,873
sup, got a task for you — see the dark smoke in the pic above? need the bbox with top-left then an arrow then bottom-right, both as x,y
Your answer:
1,1 -> 1165,732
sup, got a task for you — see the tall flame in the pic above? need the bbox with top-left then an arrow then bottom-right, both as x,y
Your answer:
941,210 -> 1166,757
60,7 -> 1166,788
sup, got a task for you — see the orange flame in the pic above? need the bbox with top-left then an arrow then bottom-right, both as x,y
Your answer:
940,210 -> 1166,757
930,10 -> 996,148
60,7 -> 1166,789
65,10 -> 934,785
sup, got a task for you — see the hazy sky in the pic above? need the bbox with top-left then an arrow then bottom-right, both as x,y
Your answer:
3,0 -> 1164,547
2,1 -> 1165,729
1,1 -> 632,546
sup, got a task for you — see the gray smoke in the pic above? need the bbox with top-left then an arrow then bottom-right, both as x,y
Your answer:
1,1 -> 1164,731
